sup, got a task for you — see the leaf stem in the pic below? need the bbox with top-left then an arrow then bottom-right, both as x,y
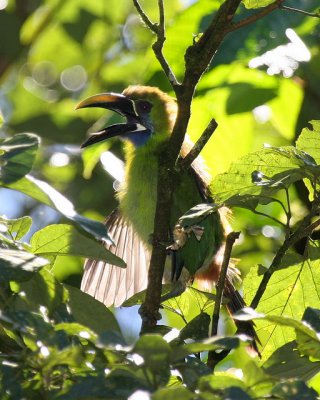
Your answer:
207,231 -> 240,368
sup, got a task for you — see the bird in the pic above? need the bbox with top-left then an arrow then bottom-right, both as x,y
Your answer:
76,85 -> 259,353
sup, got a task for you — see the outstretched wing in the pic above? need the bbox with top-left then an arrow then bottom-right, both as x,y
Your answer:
81,209 -> 150,307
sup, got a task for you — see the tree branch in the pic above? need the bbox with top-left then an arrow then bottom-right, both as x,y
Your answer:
178,118 -> 218,171
134,0 -> 179,87
228,0 -> 283,32
132,0 -> 158,33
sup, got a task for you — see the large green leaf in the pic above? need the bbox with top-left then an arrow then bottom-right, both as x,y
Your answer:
65,284 -> 121,335
31,224 -> 125,267
211,145 -> 319,204
5,174 -> 112,242
0,133 -> 39,183
243,245 -> 320,360
263,341 -> 320,381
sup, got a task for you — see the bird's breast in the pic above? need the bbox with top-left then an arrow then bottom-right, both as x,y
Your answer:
117,150 -> 158,245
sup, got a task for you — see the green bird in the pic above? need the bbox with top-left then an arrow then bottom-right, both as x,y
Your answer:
76,86 -> 258,352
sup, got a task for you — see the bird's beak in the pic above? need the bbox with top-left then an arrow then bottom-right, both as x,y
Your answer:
76,93 -> 142,148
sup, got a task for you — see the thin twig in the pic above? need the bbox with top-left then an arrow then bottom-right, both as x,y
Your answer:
133,0 -> 158,33
179,118 -> 218,171
228,0 -> 283,32
280,5 -> 320,18
152,1 -> 179,87
207,231 -> 240,368
251,210 -> 286,228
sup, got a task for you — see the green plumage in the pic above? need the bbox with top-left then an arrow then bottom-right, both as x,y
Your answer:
117,103 -> 224,277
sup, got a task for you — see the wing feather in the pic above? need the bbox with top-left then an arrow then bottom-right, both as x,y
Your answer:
81,209 -> 150,307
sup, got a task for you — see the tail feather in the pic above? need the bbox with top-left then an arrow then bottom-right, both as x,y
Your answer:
224,277 -> 260,356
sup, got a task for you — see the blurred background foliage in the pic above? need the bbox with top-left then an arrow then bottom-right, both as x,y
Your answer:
0,0 -> 319,336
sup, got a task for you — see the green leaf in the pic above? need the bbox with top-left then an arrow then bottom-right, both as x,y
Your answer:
236,307 -> 320,360
4,174 -> 112,242
211,146 -> 319,205
178,203 -> 218,228
171,336 -> 243,361
0,249 -> 49,282
198,374 -> 251,399
42,346 -> 84,372
30,224 -> 125,267
263,341 -> 320,381
12,268 -> 67,314
296,121 -> 320,165
134,334 -> 172,372
0,216 -> 32,241
122,284 -> 177,307
179,312 -> 210,342
243,244 -> 320,359
175,356 -> 212,391
65,284 -> 121,335
152,386 -> 194,400
0,133 -> 39,183
271,380 -> 318,400
242,0 -> 276,9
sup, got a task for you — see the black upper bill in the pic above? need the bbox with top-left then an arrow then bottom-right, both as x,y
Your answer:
76,92 -> 143,148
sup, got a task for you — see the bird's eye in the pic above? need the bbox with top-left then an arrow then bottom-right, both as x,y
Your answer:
137,100 -> 152,113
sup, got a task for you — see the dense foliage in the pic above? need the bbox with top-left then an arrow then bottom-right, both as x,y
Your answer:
0,0 -> 320,398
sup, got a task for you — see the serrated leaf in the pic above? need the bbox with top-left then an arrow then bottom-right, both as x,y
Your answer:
30,224 -> 125,267
296,121 -> 320,165
0,249 -> 49,282
4,174 -> 112,242
0,216 -> 32,241
0,133 -> 39,183
243,243 -> 320,360
211,146 -> 319,205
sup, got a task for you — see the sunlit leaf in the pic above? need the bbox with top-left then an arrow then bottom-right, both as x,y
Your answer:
243,0 -> 277,9
296,121 -> 320,165
211,146 -> 320,204
243,243 -> 320,360
31,224 -> 125,267
4,174 -> 112,242
0,249 -> 49,282
0,216 -> 32,241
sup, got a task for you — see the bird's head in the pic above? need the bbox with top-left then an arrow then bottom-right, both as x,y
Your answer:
76,86 -> 177,148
